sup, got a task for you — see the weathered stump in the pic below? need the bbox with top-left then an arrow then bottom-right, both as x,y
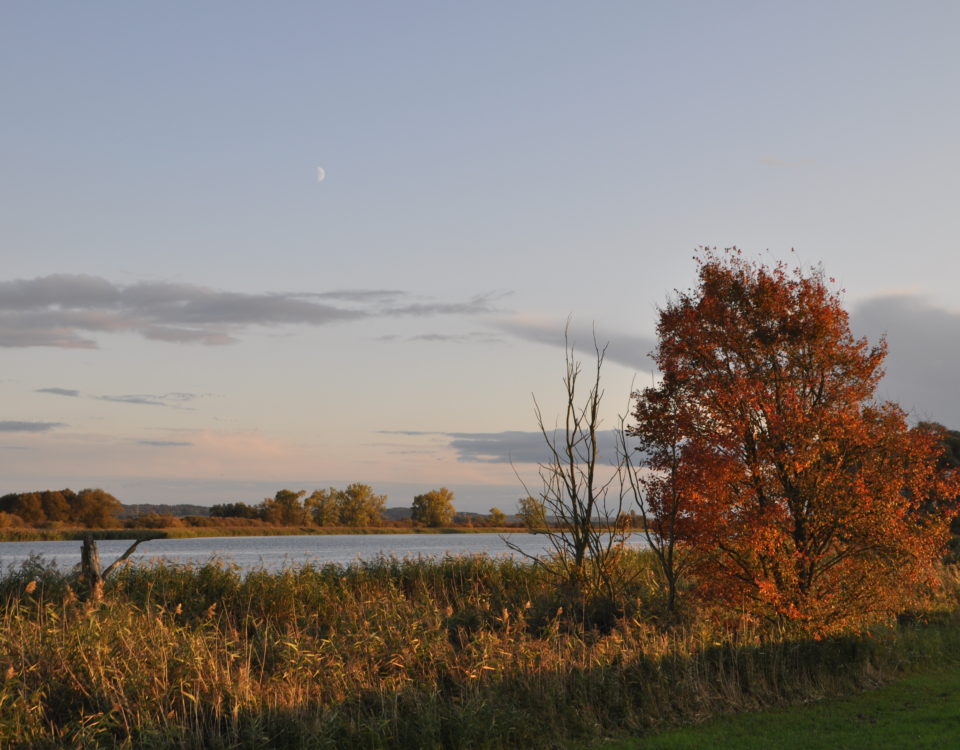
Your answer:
81,533 -> 104,601
79,534 -> 146,602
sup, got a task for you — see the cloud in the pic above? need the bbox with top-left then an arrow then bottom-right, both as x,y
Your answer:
0,274 -> 119,309
36,387 -> 81,397
0,421 -> 65,432
496,317 -> 656,371
0,275 -> 503,349
136,440 -> 193,447
380,429 -> 627,465
851,294 -> 960,427
37,388 -> 207,409
0,323 -> 97,349
100,395 -> 168,407
384,293 -> 506,317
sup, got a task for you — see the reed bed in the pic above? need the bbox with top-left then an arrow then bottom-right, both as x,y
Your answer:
1,553 -> 958,749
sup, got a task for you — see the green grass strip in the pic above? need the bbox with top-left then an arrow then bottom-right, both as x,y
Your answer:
612,667 -> 960,750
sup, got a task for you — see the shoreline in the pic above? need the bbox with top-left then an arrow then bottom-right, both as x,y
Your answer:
0,525 -> 529,542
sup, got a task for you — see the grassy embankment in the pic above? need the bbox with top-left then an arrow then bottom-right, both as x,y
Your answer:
612,666 -> 960,749
2,551 -> 960,748
0,525 -> 523,542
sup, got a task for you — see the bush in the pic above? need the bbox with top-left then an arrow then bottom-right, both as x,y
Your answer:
0,512 -> 24,529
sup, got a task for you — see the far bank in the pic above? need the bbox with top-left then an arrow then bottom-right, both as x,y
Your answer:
0,525 -> 528,543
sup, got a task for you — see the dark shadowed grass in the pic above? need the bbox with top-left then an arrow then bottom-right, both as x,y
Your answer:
1,553 -> 959,748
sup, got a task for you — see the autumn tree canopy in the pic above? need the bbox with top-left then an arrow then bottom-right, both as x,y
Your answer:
212,484 -> 387,527
0,487 -> 120,528
517,496 -> 547,532
304,488 -> 341,526
631,250 -> 958,632
260,490 -> 310,526
337,483 -> 387,527
411,488 -> 455,527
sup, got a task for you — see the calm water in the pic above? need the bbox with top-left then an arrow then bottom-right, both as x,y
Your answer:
0,532 -> 614,573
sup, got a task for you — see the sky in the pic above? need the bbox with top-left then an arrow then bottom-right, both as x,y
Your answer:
2,1 -> 960,512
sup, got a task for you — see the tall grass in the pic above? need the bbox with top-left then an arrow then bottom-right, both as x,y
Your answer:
1,553 -> 958,748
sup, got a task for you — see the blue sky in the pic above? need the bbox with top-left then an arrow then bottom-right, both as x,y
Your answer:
2,1 -> 960,511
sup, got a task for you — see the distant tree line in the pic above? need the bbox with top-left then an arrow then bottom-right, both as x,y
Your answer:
0,484 -> 531,531
212,486 -> 517,529
0,488 -> 122,528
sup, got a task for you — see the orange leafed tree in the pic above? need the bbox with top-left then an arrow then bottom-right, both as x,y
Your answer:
631,249 -> 958,632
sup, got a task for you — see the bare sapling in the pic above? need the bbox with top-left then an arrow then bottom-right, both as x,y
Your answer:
508,324 -> 634,613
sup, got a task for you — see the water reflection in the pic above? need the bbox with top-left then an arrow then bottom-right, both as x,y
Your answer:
0,533 -> 583,573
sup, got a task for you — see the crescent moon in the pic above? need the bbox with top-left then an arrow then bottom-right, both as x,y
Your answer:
317,167 -> 326,182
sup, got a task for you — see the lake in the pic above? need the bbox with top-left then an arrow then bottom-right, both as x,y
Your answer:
0,532 -> 636,573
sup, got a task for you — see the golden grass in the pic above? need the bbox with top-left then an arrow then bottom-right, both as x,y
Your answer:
1,554 -> 958,748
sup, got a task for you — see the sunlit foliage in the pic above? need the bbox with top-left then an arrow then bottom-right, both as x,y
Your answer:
411,487 -> 456,527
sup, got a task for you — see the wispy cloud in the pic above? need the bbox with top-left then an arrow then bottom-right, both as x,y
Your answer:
0,275 -> 505,349
136,440 -> 193,447
37,388 -> 207,409
0,421 -> 65,432
384,292 -> 508,317
100,395 -> 171,407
